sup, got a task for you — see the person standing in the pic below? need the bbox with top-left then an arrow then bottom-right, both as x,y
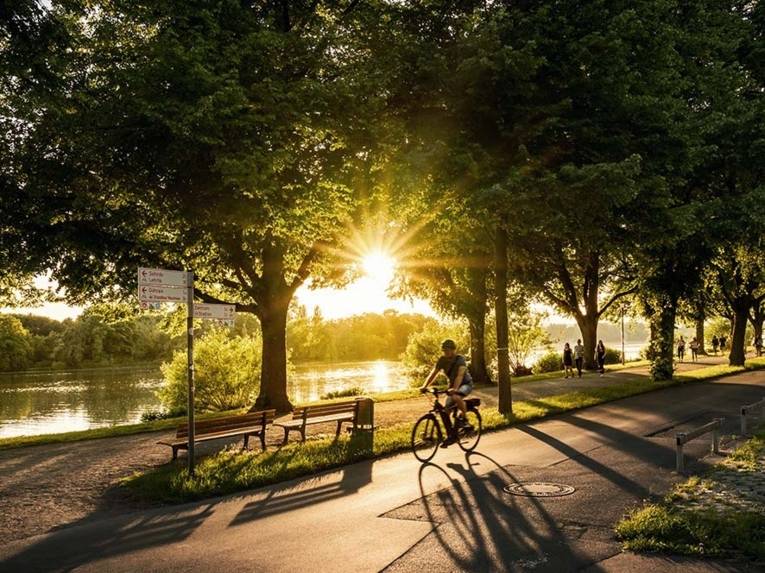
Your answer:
690,337 -> 699,362
596,340 -> 606,376
720,335 -> 727,353
753,334 -> 762,357
677,336 -> 686,362
573,339 -> 585,378
563,343 -> 574,379
711,335 -> 719,355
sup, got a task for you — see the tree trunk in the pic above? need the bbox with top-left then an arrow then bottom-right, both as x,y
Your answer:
729,301 -> 750,367
645,293 -> 677,380
750,302 -> 763,356
495,218 -> 511,414
695,316 -> 706,354
468,315 -> 491,385
253,300 -> 293,414
575,313 -> 598,370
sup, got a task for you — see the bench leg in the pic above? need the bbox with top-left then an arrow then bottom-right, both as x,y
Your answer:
335,420 -> 343,439
282,427 -> 290,446
301,427 -> 306,443
243,434 -> 250,450
259,432 -> 266,451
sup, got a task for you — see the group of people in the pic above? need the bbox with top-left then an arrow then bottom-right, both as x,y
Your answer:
562,339 -> 607,378
675,336 -> 702,362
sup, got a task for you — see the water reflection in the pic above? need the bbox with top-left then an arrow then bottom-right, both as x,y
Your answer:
0,367 -> 163,438
0,361 -> 412,438
288,360 -> 410,403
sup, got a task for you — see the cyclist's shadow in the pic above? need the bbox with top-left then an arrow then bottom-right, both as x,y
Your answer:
415,453 -> 578,571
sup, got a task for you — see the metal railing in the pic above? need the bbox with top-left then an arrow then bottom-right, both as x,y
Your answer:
675,418 -> 723,473
740,398 -> 765,436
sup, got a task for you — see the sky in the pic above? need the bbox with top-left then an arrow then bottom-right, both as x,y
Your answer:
1,253 -> 435,321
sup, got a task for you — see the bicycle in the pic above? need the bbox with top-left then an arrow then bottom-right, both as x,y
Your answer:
410,387 -> 482,462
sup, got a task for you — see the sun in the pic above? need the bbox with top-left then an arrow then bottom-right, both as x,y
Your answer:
362,251 -> 396,283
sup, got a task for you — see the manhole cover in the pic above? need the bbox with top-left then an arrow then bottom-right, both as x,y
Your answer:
503,482 -> 576,497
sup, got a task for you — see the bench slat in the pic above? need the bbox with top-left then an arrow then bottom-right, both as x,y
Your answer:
159,425 -> 266,447
176,410 -> 275,437
292,402 -> 357,419
277,413 -> 354,429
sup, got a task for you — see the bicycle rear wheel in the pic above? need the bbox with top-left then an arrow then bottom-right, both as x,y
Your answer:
411,414 -> 441,462
457,408 -> 482,452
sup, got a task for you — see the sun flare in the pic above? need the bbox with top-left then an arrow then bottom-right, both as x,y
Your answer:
362,251 -> 396,283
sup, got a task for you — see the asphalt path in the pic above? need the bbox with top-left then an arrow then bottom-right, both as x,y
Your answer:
1,370 -> 764,573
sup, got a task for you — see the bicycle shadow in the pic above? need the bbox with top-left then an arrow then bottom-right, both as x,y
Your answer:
393,454 -> 586,572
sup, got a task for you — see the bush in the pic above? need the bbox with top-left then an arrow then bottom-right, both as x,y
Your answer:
535,350 -> 563,373
141,406 -> 186,422
604,347 -> 622,365
158,328 -> 262,412
400,322 -> 469,378
320,386 -> 364,400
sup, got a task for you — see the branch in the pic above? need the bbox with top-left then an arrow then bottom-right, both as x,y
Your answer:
289,243 -> 320,293
598,284 -> 638,317
194,288 -> 258,314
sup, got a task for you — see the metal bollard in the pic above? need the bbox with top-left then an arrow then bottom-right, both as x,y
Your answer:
741,406 -> 748,436
712,423 -> 720,455
676,434 -> 685,473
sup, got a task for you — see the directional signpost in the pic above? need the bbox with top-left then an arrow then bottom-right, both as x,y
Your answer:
137,267 -> 236,476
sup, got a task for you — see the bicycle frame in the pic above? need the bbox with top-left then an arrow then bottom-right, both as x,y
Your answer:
423,389 -> 460,440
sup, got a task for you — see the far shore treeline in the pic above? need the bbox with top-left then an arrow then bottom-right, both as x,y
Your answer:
0,306 -> 654,374
2,2 -> 764,412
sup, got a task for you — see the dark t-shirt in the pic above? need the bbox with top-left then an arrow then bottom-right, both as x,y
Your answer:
435,354 -> 473,386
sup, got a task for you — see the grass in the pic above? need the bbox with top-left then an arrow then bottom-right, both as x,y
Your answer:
616,429 -> 765,560
123,357 -> 765,504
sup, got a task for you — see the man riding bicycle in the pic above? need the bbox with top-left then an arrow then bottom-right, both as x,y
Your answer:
419,338 -> 473,446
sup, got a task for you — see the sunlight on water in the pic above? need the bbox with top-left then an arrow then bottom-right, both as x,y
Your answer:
372,361 -> 392,392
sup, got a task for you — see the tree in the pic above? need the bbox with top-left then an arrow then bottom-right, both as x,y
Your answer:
16,1 -> 387,411
0,315 -> 32,371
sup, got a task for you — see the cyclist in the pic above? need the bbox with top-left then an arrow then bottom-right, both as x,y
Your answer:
419,338 -> 473,445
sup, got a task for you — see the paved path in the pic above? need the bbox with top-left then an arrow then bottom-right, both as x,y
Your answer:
1,366 -> 762,572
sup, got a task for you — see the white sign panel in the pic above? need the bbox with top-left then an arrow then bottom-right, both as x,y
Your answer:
138,285 -> 188,303
194,303 -> 236,320
138,267 -> 189,287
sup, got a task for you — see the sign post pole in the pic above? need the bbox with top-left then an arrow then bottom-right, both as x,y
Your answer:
186,271 -> 195,477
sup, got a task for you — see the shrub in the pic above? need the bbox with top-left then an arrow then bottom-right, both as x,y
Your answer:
604,347 -> 622,364
158,328 -> 262,412
401,322 -> 469,377
141,406 -> 186,422
320,386 -> 363,400
535,350 -> 562,373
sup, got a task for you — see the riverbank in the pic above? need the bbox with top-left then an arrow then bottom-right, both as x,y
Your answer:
2,355 -> 762,544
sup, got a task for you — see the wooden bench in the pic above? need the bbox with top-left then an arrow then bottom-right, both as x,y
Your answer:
275,400 -> 360,444
158,410 -> 275,459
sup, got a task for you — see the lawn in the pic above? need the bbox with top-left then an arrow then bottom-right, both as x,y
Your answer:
123,357 -> 765,504
616,430 -> 765,560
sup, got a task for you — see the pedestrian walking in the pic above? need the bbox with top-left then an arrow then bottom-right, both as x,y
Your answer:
690,337 -> 699,362
753,334 -> 762,357
573,339 -> 585,378
720,335 -> 727,352
563,343 -> 574,378
596,340 -> 606,376
677,336 -> 686,362
711,335 -> 719,355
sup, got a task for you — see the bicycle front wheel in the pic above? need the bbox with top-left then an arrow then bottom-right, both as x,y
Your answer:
457,408 -> 482,452
411,414 -> 441,462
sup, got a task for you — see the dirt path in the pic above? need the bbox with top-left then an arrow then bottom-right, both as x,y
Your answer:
0,356 -> 728,543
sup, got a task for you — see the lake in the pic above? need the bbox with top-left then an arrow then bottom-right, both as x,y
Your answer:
0,361 -> 412,439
